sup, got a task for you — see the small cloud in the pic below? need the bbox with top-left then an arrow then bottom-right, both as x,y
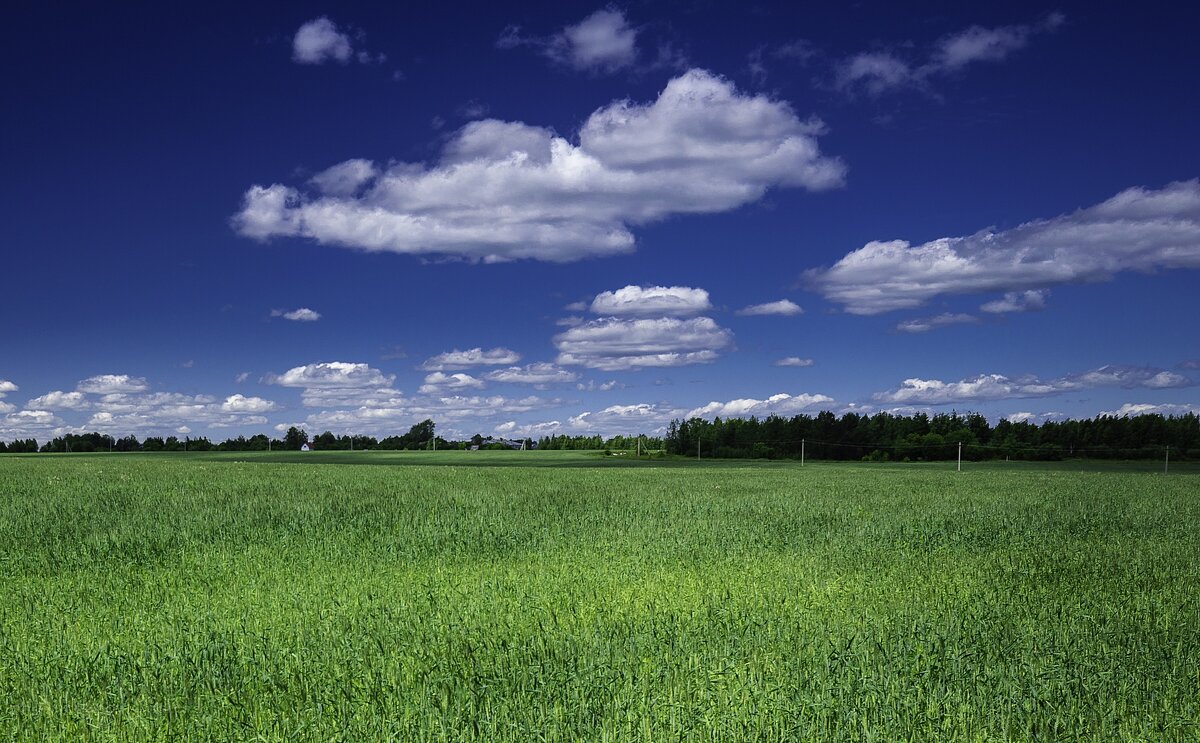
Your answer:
235,372 -> 250,383
736,299 -> 803,317
422,347 -> 521,371
774,357 -> 814,367
272,307 -> 321,322
591,285 -> 712,317
896,313 -> 978,333
980,290 -> 1048,314
293,17 -> 354,65
77,374 -> 149,394
458,100 -> 489,119
180,360 -> 195,368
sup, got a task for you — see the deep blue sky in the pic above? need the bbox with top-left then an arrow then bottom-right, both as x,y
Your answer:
2,0 -> 1197,442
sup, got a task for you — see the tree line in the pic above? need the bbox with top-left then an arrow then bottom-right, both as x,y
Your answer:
664,411 -> 1200,461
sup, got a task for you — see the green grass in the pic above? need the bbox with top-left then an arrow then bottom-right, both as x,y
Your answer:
0,452 -> 1197,741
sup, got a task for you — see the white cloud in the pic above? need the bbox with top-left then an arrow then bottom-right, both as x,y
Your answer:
421,347 -> 521,370
836,53 -> 916,96
486,363 -> 579,386
1098,403 -> 1199,418
272,307 -> 321,322
221,394 -> 277,414
26,391 -> 89,410
808,181 -> 1200,314
875,365 -> 1194,405
77,374 -> 149,394
0,402 -> 12,414
310,159 -> 377,196
835,14 -> 1063,96
555,316 -> 733,370
576,379 -> 621,391
774,357 -> 814,367
736,299 -> 803,316
896,313 -> 978,333
499,7 -> 639,74
235,372 -> 250,383
267,362 -> 394,388
1005,411 -> 1065,424
293,17 -> 353,65
980,290 -> 1048,314
686,392 -> 834,420
0,380 -> 17,397
551,8 -> 639,73
590,285 -> 711,316
419,372 -> 485,394
234,69 -> 844,262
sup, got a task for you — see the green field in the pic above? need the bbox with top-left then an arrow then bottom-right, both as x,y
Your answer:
1,452 -> 1197,741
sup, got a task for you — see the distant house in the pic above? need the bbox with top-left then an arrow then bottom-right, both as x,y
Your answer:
300,443 -> 311,452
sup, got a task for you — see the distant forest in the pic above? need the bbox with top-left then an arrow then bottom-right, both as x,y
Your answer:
663,411 -> 1199,461
2,411 -> 1197,460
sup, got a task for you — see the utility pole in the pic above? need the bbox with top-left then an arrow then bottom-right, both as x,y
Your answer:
350,435 -> 353,452
637,436 -> 641,458
801,439 -> 805,467
957,441 -> 962,472
697,437 -> 701,462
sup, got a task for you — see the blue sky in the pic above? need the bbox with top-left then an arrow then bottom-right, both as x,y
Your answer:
2,0 -> 1198,442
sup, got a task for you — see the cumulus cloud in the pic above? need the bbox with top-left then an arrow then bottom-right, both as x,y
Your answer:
1005,411 -> 1066,424
486,363 -> 579,386
293,17 -> 354,64
221,394 -> 277,414
267,362 -> 395,388
421,347 -> 521,371
234,69 -> 845,262
271,307 -> 321,322
590,285 -> 711,316
25,391 -> 89,410
736,299 -> 803,316
1098,403 -> 1199,418
0,380 -> 17,397
686,392 -> 834,420
774,357 -> 814,367
77,374 -> 149,394
419,372 -> 485,394
875,364 -> 1193,405
555,316 -> 733,370
980,290 -> 1048,314
896,313 -> 978,333
807,180 -> 1200,314
834,13 -> 1063,96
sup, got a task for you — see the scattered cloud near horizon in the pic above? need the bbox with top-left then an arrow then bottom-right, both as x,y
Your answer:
807,180 -> 1200,314
875,364 -> 1193,405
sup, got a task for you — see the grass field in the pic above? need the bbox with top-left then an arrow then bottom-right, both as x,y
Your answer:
1,451 -> 1197,741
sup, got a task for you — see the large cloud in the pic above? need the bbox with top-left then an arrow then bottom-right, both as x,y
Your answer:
807,180 -> 1200,314
1098,403 -> 1198,418
555,316 -> 733,370
25,391 -> 89,410
590,285 -> 710,316
875,365 -> 1193,405
234,69 -> 844,262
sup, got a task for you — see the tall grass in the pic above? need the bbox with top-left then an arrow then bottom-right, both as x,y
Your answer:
0,453 -> 1196,740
